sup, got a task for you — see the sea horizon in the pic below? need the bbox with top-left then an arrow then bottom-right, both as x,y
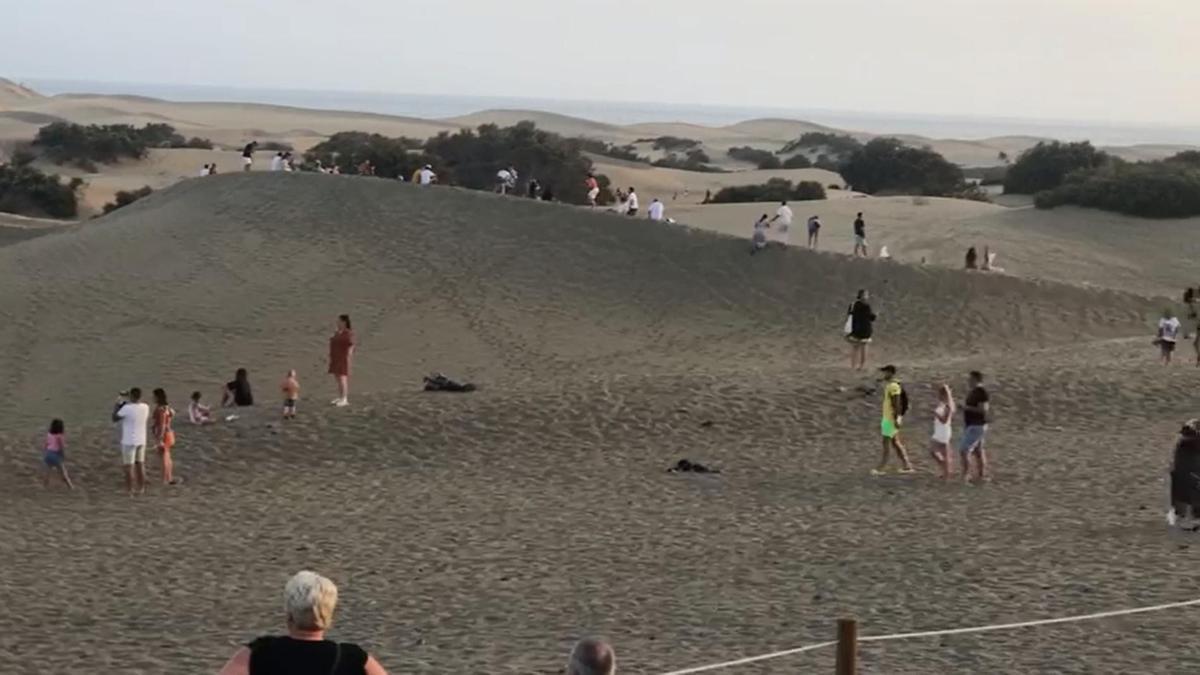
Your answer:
19,76 -> 1200,149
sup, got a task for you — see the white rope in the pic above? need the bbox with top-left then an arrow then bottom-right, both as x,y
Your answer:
658,597 -> 1200,675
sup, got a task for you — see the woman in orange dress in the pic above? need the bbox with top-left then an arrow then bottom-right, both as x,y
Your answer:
329,314 -> 356,407
152,388 -> 179,485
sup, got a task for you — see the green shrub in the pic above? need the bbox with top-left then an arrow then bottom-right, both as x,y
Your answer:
1167,150 -> 1200,167
305,131 -> 432,179
1003,141 -> 1108,194
1034,161 -> 1200,218
636,136 -> 701,152
780,132 -> 862,158
102,185 -> 153,214
710,178 -> 826,203
32,122 -> 213,168
839,138 -> 964,196
0,163 -> 81,218
781,154 -> 812,169
727,146 -> 781,169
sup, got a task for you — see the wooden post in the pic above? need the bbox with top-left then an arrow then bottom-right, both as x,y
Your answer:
835,618 -> 858,675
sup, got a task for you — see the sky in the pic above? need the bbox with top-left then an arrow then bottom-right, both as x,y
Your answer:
2,0 -> 1198,127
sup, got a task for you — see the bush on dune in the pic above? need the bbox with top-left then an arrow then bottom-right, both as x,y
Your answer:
839,137 -> 964,196
781,154 -> 812,169
637,136 -> 701,152
779,132 -> 863,158
727,146 -> 781,170
0,157 -> 81,218
652,149 -> 724,172
32,122 -> 214,168
1034,160 -> 1200,218
710,178 -> 826,203
1003,141 -> 1108,194
304,131 -> 431,178
102,186 -> 153,214
575,138 -> 645,163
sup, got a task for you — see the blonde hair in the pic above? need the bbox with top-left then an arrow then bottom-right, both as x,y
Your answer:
284,570 -> 338,631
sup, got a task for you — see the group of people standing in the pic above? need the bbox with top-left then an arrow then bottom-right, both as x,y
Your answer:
749,204 -> 869,256
39,315 -> 357,495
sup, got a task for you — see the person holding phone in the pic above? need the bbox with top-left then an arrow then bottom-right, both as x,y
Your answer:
112,388 -> 150,496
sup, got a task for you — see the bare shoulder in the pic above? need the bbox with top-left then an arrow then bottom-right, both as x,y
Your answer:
217,647 -> 251,675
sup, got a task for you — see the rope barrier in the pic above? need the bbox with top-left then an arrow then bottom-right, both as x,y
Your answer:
658,597 -> 1200,675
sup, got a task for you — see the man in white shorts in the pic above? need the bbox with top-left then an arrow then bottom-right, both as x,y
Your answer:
769,200 -> 793,247
241,141 -> 258,172
112,387 -> 150,496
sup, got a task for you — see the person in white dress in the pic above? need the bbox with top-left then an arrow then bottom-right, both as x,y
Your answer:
929,383 -> 956,480
768,200 -> 793,247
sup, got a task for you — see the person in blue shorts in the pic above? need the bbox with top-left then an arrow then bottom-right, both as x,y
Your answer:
959,370 -> 991,482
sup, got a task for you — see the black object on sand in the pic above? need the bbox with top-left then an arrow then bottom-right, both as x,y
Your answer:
668,459 -> 720,474
423,373 -> 477,393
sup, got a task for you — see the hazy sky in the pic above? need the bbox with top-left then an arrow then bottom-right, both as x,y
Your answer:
3,0 -> 1197,126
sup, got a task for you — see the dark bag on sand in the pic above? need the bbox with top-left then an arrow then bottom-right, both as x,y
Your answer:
423,373 -> 476,393
668,459 -> 720,474
897,385 -> 910,417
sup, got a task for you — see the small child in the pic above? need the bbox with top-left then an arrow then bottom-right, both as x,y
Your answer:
43,418 -> 74,489
281,370 -> 300,419
188,391 -> 214,425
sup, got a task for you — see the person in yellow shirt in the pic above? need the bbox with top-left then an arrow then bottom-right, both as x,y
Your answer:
873,364 -> 914,475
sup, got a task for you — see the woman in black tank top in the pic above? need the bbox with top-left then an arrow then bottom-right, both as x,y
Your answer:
217,571 -> 388,675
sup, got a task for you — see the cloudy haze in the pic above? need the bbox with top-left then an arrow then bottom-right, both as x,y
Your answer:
2,0 -> 1196,126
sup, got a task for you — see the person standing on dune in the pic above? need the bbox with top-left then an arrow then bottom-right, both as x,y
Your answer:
853,212 -> 868,257
329,314 -> 356,407
873,365 -> 914,475
625,187 -> 639,216
1158,309 -> 1181,366
959,370 -> 991,482
769,200 -> 792,248
112,388 -> 150,496
418,165 -> 437,186
648,198 -> 665,222
152,388 -> 179,486
241,141 -> 258,172
846,289 -> 875,370
585,173 -> 600,207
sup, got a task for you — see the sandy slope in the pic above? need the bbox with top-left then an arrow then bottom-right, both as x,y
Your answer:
2,174 -> 1196,674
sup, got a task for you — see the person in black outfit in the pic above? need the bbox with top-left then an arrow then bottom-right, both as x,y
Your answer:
221,368 -> 254,407
217,571 -> 387,675
965,246 -> 978,270
846,289 -> 876,371
1169,420 -> 1200,528
852,212 -> 868,257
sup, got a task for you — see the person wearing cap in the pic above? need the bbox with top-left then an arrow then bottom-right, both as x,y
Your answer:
872,365 -> 914,476
418,165 -> 437,186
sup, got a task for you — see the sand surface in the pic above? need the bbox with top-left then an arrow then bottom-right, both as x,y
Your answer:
1,173 -> 1198,673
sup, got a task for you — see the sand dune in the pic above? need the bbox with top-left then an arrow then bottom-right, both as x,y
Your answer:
4,173 -> 1197,674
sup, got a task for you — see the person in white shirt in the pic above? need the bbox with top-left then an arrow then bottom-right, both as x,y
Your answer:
418,165 -> 437,185
199,164 -> 211,177
270,153 -> 284,172
648,198 -> 665,221
769,201 -> 793,247
1159,309 -> 1183,365
625,188 -> 639,216
112,387 -> 151,496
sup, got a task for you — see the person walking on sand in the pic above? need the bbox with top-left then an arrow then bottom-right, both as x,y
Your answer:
872,365 -> 914,476
750,214 -> 770,254
806,214 -> 821,250
846,289 -> 876,370
241,141 -> 258,172
625,187 -> 639,216
152,388 -> 180,486
929,384 -> 956,480
329,314 -> 356,407
41,418 -> 74,489
282,370 -> 301,419
853,212 -> 868,257
1167,419 -> 1200,528
112,388 -> 150,496
768,200 -> 793,248
965,246 -> 978,270
1158,309 -> 1182,366
585,173 -> 600,207
959,370 -> 991,482
648,198 -> 665,222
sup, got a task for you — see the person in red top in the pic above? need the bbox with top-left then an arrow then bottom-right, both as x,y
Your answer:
152,388 -> 180,486
329,314 -> 356,407
585,173 -> 600,207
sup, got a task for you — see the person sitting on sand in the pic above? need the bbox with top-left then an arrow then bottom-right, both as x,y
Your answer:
625,187 -> 639,216
41,418 -> 74,490
648,198 -> 665,221
929,383 -> 956,480
567,638 -> 616,675
873,365 -> 914,476
418,164 -> 437,185
222,368 -> 255,408
271,152 -> 285,172
217,570 -> 389,675
152,388 -> 179,486
1158,309 -> 1182,366
282,370 -> 300,419
1168,419 -> 1200,528
200,164 -> 211,177
189,391 -> 214,425
959,370 -> 991,482
846,289 -> 876,370
750,214 -> 770,254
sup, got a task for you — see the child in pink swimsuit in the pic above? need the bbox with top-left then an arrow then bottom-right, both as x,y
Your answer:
42,418 -> 74,489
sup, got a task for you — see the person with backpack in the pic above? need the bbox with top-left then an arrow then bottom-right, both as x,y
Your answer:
873,365 -> 914,475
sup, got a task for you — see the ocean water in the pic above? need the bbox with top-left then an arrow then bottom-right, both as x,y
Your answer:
23,77 -> 1200,148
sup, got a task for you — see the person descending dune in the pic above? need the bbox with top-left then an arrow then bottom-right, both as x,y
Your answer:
852,212 -> 868,257
1158,309 -> 1181,366
872,365 -> 914,476
846,289 -> 876,370
749,214 -> 770,254
241,141 -> 258,172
